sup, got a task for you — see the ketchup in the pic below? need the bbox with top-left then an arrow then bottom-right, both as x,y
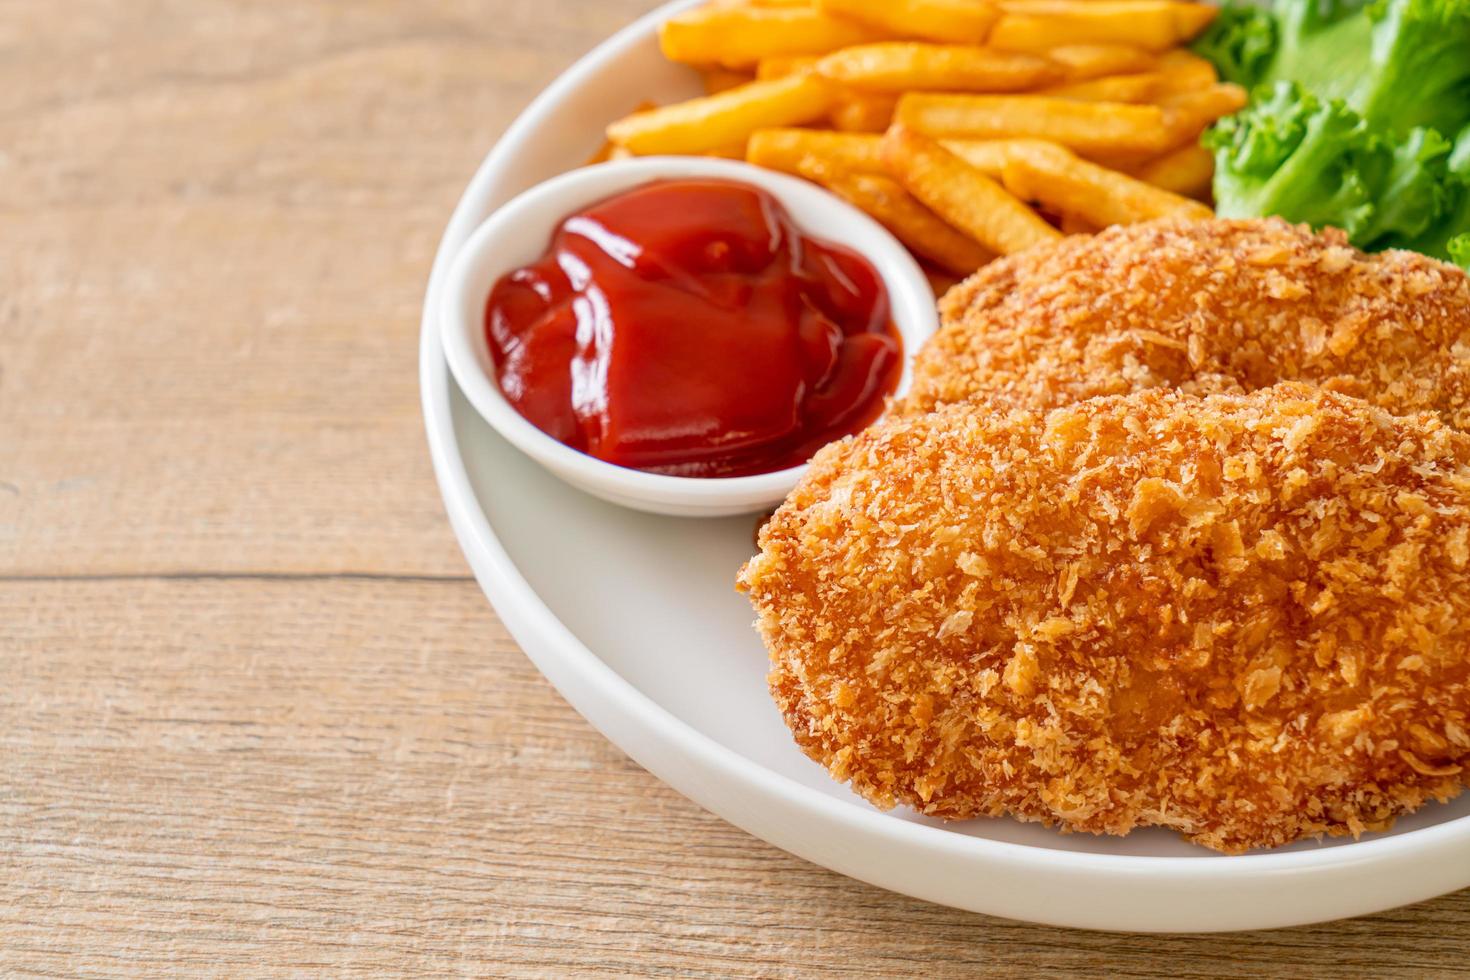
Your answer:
484,178 -> 901,478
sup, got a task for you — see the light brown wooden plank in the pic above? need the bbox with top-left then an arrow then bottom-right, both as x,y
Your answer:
3,579 -> 1467,977
0,0 -> 649,577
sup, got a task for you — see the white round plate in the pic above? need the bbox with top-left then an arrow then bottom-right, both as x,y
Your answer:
419,0 -> 1470,932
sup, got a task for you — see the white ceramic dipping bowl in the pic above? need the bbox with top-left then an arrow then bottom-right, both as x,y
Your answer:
438,156 -> 938,518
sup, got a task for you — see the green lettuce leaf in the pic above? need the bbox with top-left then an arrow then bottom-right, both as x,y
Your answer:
1206,83 -> 1377,237
1192,2 -> 1279,88
1196,0 -> 1470,138
1449,234 -> 1470,270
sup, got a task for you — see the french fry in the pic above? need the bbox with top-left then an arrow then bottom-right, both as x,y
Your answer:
816,0 -> 1001,44
816,43 -> 1062,93
1058,211 -> 1101,235
607,74 -> 835,154
1160,83 -> 1248,143
1132,142 -> 1215,200
939,138 -> 1014,176
702,67 -> 756,94
747,128 -> 886,175
990,1 -> 1218,53
995,138 -> 1214,226
881,125 -> 1062,254
1038,72 -> 1164,102
588,102 -> 657,162
1046,43 -> 1155,81
702,142 -> 751,159
587,139 -> 618,164
895,93 -> 1178,155
658,5 -> 884,68
756,55 -> 821,80
950,137 -> 1156,172
1153,48 -> 1218,94
830,91 -> 900,132
797,156 -> 995,274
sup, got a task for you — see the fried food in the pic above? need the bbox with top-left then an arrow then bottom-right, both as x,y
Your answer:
816,43 -> 1061,94
989,0 -> 1219,52
994,138 -> 1213,225
606,74 -> 835,155
659,4 -> 883,67
815,0 -> 1001,44
895,93 -> 1182,157
738,384 -> 1470,852
904,218 -> 1470,426
881,125 -> 1062,255
796,157 -> 994,275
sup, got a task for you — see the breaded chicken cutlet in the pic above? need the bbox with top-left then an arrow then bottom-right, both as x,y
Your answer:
902,219 -> 1470,426
738,385 -> 1470,853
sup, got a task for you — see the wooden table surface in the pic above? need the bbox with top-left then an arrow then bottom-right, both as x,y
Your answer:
4,1 -> 1468,975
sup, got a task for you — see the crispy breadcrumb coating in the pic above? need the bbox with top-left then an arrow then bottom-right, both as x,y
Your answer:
902,219 -> 1470,425
738,385 -> 1470,852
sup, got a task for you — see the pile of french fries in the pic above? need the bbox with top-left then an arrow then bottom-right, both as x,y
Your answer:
599,0 -> 1247,287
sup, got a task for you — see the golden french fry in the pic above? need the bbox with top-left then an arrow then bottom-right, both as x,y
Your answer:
702,67 -> 756,94
996,138 -> 1213,226
925,267 -> 964,297
756,55 -> 821,80
798,156 -> 994,274
1001,0 -> 1217,29
1131,143 -> 1215,200
588,101 -> 657,162
816,0 -> 1000,44
1046,44 -> 1156,81
1161,83 -> 1248,143
1038,71 -> 1163,102
1153,48 -> 1218,93
607,74 -> 835,154
830,91 -> 900,132
702,142 -> 751,159
938,138 -> 1015,176
881,124 -> 1062,254
658,5 -> 883,67
1170,2 -> 1219,39
990,1 -> 1218,52
747,128 -> 886,174
896,93 -> 1178,155
816,43 -> 1061,93
950,136 -> 1155,171
588,139 -> 618,164
1058,211 -> 1100,235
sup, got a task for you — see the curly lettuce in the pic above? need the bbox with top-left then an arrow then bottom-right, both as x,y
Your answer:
1197,0 -> 1470,137
1198,0 -> 1470,267
1388,125 -> 1470,263
1209,85 -> 1470,260
1354,127 -> 1455,247
1192,3 -> 1278,87
1450,235 -> 1470,269
1206,84 -> 1376,237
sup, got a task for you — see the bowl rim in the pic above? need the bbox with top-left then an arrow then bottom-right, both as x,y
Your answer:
418,0 -> 1470,930
437,155 -> 939,511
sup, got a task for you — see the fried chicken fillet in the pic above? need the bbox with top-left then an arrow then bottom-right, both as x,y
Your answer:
902,218 -> 1470,425
738,385 -> 1470,852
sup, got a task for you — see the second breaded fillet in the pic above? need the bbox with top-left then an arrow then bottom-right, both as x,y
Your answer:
738,385 -> 1470,852
902,218 -> 1470,426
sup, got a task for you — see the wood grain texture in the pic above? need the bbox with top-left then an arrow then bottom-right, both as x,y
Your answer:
2,0 -> 1467,975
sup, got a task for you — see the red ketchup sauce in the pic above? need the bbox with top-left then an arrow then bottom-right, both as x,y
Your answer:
484,178 -> 901,477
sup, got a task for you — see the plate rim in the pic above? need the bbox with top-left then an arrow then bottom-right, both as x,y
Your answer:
417,0 -> 1470,930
